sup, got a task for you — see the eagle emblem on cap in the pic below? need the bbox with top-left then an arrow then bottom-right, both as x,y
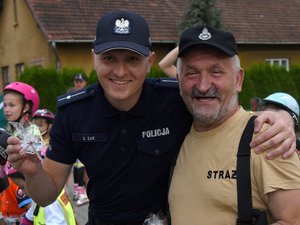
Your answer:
114,18 -> 130,34
199,27 -> 211,40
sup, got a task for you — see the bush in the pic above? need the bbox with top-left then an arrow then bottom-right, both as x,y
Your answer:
19,63 -> 300,114
19,66 -> 65,113
147,65 -> 169,78
240,63 -> 300,109
19,66 -> 100,113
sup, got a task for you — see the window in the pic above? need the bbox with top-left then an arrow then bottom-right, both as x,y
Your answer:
265,58 -> 289,71
1,66 -> 9,87
15,63 -> 24,79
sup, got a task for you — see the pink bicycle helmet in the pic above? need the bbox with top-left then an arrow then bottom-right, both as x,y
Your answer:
4,161 -> 25,180
3,82 -> 40,114
4,162 -> 17,176
33,109 -> 55,123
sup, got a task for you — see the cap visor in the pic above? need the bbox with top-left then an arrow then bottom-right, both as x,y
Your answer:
179,43 -> 235,57
94,41 -> 150,56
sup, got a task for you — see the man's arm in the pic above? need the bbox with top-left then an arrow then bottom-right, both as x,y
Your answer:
158,47 -> 178,78
267,189 -> 300,225
25,158 -> 71,206
251,110 -> 296,159
6,136 -> 72,206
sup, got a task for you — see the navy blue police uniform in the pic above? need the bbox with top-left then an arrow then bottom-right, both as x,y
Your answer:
47,78 -> 193,225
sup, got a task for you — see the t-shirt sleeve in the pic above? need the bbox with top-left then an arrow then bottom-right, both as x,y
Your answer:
252,130 -> 300,203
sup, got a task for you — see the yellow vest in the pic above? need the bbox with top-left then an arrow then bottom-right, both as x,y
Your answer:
33,190 -> 76,225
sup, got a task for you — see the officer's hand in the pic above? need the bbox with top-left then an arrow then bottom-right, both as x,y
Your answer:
6,136 -> 42,175
250,110 -> 296,159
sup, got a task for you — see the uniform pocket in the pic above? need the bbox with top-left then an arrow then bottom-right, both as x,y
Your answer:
136,135 -> 176,157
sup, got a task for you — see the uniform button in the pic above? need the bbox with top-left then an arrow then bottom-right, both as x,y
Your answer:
121,129 -> 127,134
121,147 -> 126,152
155,149 -> 160,155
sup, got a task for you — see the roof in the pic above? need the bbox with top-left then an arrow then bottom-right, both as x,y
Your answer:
25,0 -> 188,43
217,0 -> 300,44
25,0 -> 300,44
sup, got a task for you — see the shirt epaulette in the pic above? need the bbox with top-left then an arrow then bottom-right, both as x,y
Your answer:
148,78 -> 179,89
57,85 -> 97,108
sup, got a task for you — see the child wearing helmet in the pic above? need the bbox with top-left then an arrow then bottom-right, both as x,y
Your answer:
32,109 -> 55,149
3,82 -> 41,140
5,161 -> 77,225
1,82 -> 43,224
0,163 -> 32,225
4,105 -> 77,225
263,92 -> 300,152
263,92 -> 299,128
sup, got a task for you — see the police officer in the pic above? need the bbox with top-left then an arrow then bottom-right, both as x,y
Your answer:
6,10 -> 297,225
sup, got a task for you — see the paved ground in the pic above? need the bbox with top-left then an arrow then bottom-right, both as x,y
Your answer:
66,174 -> 89,225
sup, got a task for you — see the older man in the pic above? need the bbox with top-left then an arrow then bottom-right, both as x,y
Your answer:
169,25 -> 300,225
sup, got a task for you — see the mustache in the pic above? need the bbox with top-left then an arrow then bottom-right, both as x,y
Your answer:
191,88 -> 220,98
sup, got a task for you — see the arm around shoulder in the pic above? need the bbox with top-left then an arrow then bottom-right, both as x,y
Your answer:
251,110 -> 296,159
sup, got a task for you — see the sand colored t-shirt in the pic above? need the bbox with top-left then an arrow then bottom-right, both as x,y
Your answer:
169,108 -> 300,225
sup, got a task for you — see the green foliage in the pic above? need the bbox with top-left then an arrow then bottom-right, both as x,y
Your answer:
19,66 -> 97,113
19,66 -> 65,113
89,70 -> 98,84
60,68 -> 86,91
147,65 -> 169,78
239,74 -> 257,109
19,62 -> 300,115
180,0 -> 222,30
239,63 -> 300,109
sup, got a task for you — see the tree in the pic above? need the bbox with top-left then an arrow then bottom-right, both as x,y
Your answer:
180,0 -> 222,29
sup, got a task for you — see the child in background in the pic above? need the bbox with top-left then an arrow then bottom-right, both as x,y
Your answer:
0,176 -> 31,225
73,160 -> 89,206
29,108 -> 77,224
263,92 -> 300,152
3,82 -> 41,140
32,109 -> 54,149
5,161 -> 76,225
66,74 -> 89,206
1,82 -> 40,224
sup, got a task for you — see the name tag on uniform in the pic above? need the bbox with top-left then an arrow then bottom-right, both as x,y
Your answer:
72,133 -> 108,142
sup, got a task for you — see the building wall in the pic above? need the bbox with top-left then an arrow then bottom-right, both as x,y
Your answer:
0,0 -> 52,88
56,43 -> 180,76
239,45 -> 300,69
1,0 -> 300,87
56,43 -> 94,75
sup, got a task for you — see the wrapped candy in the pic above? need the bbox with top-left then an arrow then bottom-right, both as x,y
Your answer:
143,211 -> 166,225
9,122 -> 44,160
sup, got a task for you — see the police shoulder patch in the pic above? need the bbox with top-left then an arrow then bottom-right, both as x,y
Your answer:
57,84 -> 97,108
